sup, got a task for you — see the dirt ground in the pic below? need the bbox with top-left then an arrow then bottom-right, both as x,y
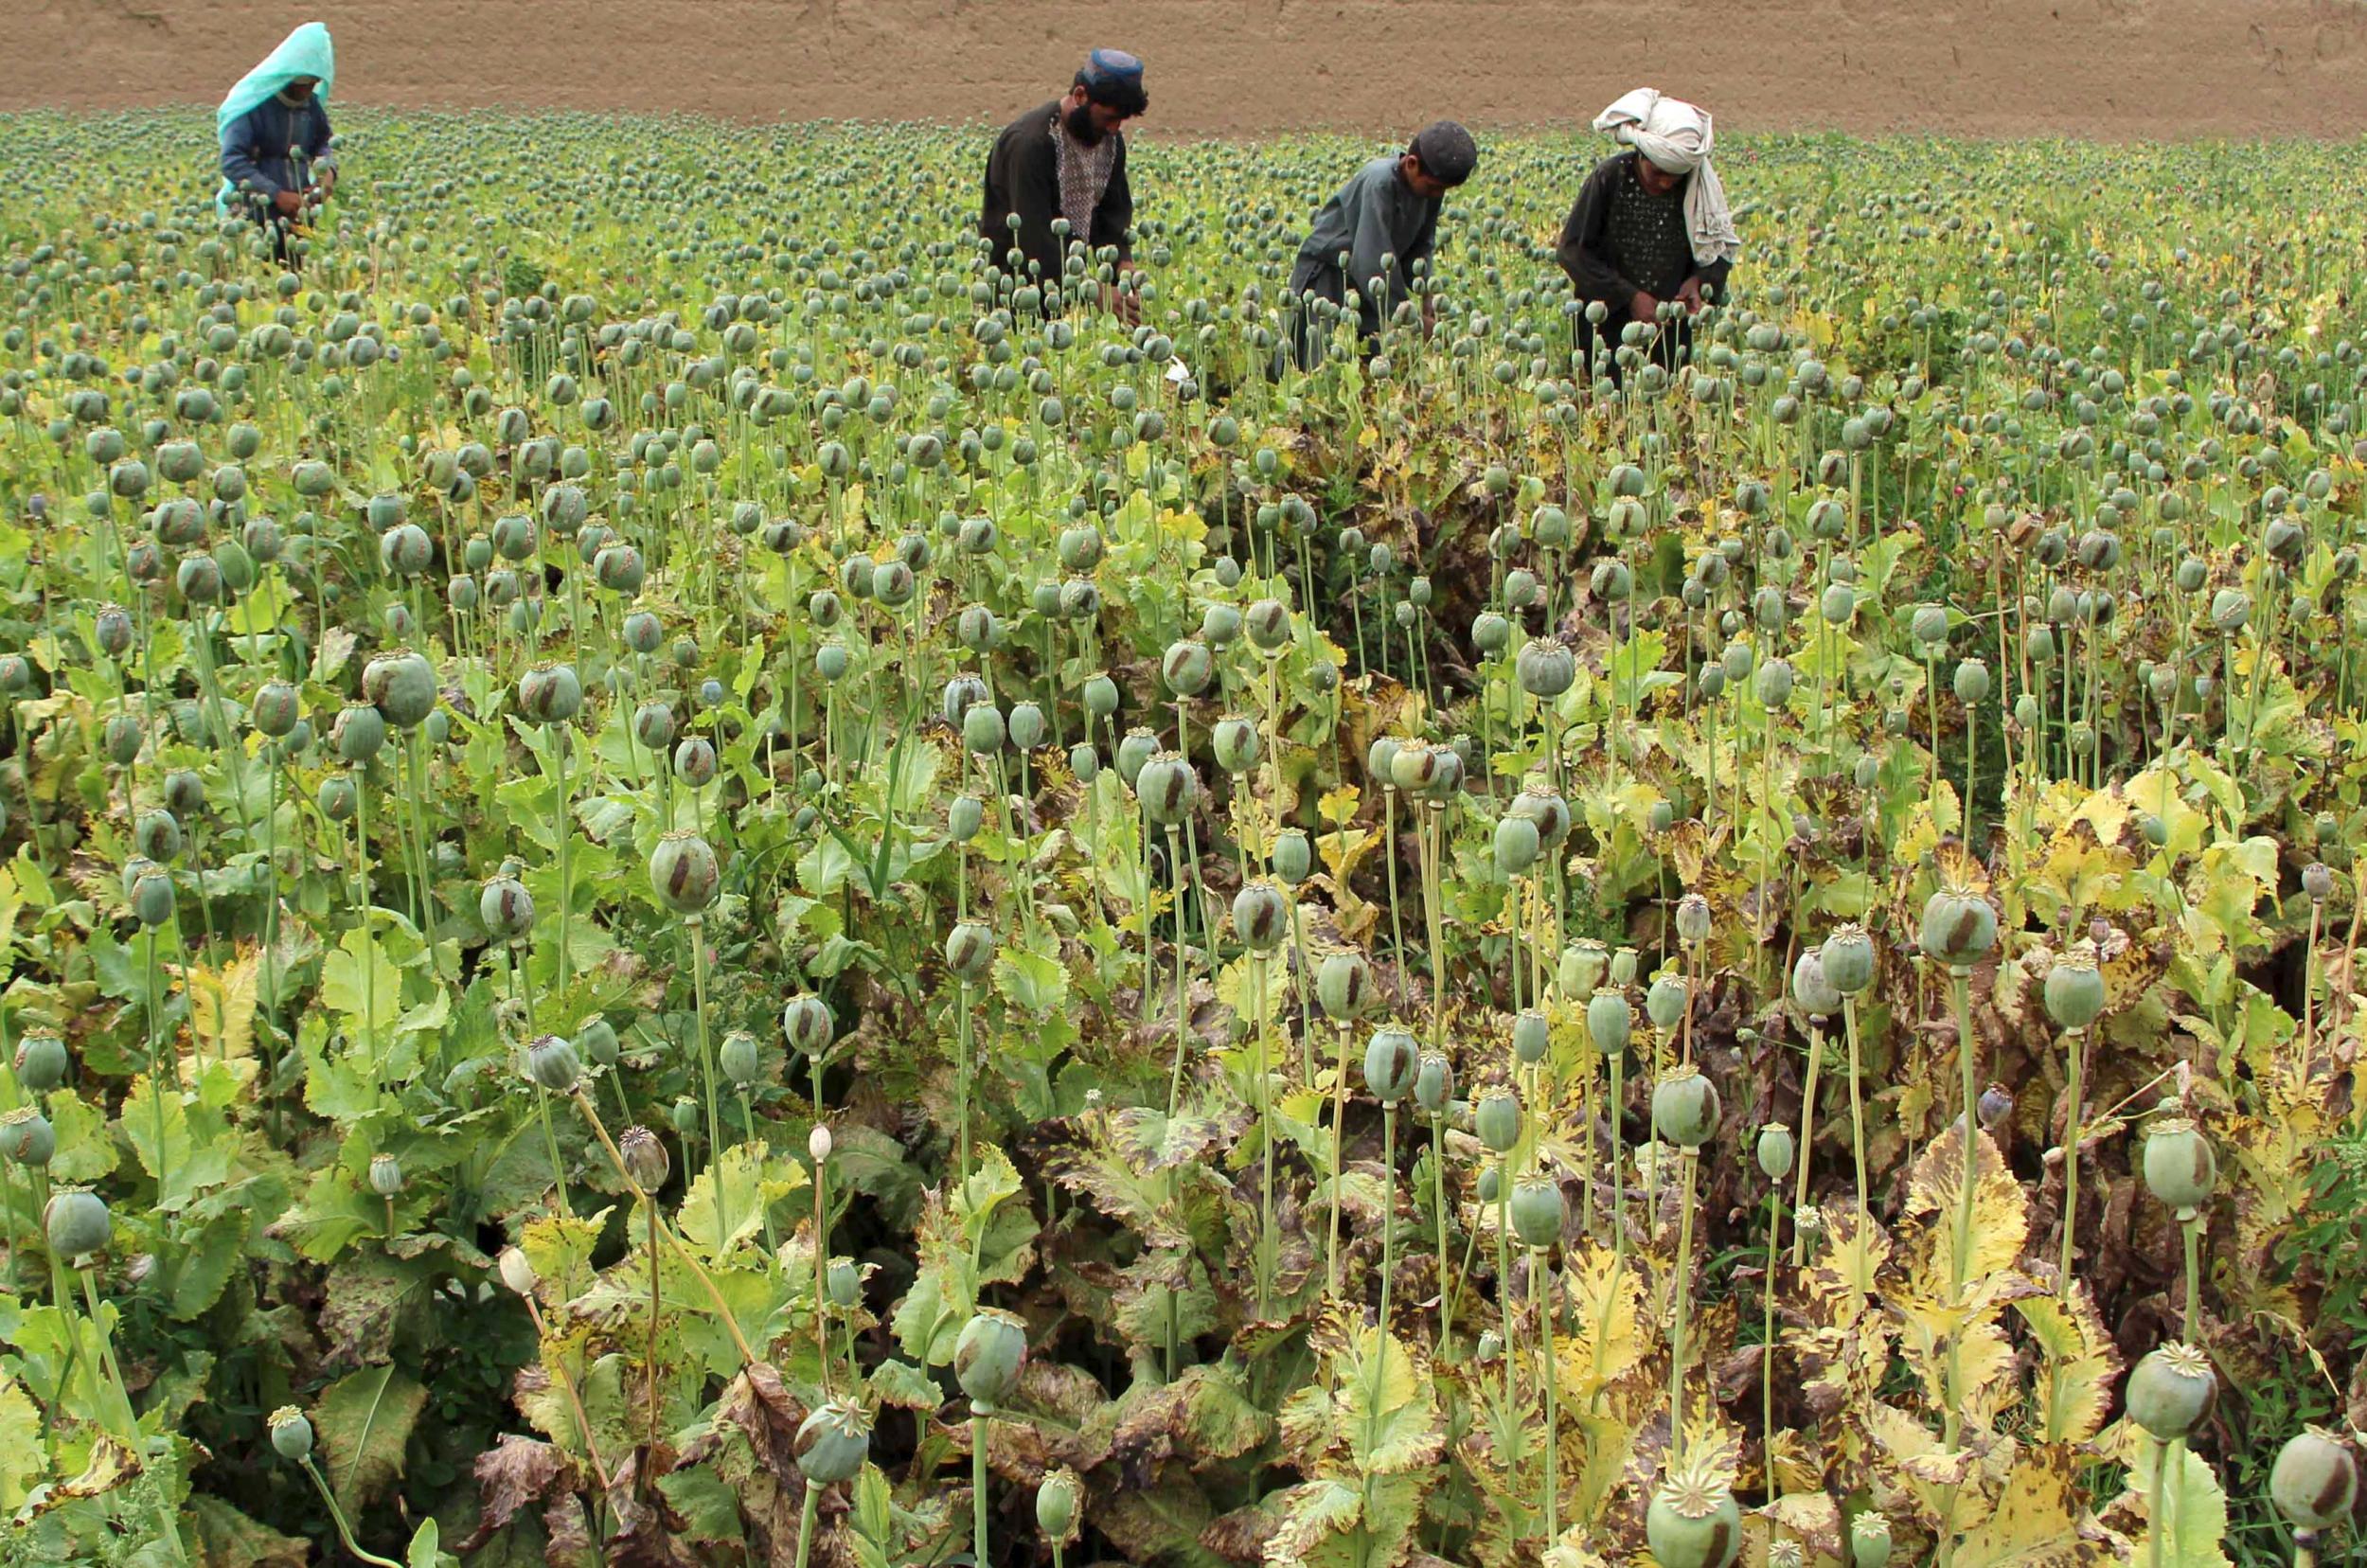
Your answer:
9,0 -> 2367,138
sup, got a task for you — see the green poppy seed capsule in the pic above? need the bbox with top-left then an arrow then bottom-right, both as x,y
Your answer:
673,737 -> 718,787
2269,1428 -> 2358,1531
2126,1343 -> 2216,1440
1561,940 -> 1611,999
368,1152 -> 403,1198
269,1406 -> 315,1463
1246,598 -> 1290,652
131,867 -> 175,928
316,773 -> 357,822
949,794 -> 986,842
577,1019 -> 619,1068
1652,1067 -> 1721,1148
1516,637 -> 1576,698
1317,950 -> 1375,1021
633,702 -> 678,754
1413,1052 -> 1453,1117
1753,585 -> 1789,631
2014,692 -> 2042,730
1755,658 -> 1795,708
1494,813 -> 1541,876
1202,602 -> 1244,647
2304,862 -> 2335,902
1512,1008 -> 1551,1065
946,921 -> 996,984
1756,1124 -> 1796,1181
1582,989 -> 1628,1056
954,1308 -> 1028,1409
1514,784 -> 1572,846
1820,581 -> 1855,625
2210,588 -> 2251,633
2044,955 -> 2106,1030
480,876 -> 535,940
526,1035 -> 583,1094
826,1256 -> 863,1310
365,649 -> 438,730
1649,799 -> 1677,833
941,675 -> 989,729
1390,740 -> 1441,794
1069,742 -> 1098,782
134,808 -> 183,864
1366,736 -> 1402,785
1646,1456 -> 1743,1568
1475,1089 -> 1522,1153
783,993 -> 834,1057
1531,504 -> 1573,547
379,523 -> 434,578
1472,611 -> 1511,654
252,680 -> 300,740
1115,728 -> 1159,788
649,831 -> 721,915
1954,658 -> 1991,704
332,702 -> 387,763
1161,639 -> 1214,697
1911,604 -> 1950,647
1361,1026 -> 1420,1104
720,1031 -> 764,1088
1083,673 -> 1120,720
1212,715 -> 1261,774
2174,555 -> 2207,593
1791,949 -> 1841,1018
517,662 -> 583,725
44,1187 -> 111,1257
1,1108 -> 55,1168
1137,753 -> 1200,827
1036,1469 -> 1082,1541
1610,947 -> 1640,988
793,1399 -> 873,1486
960,702 -> 1006,756
1233,882 -> 1289,953
1504,569 -> 1539,609
1675,893 -> 1712,945
12,1032 -> 67,1092
1720,641 -> 1754,684
1919,885 -> 1998,967
2142,1115 -> 2216,1213
1508,1173 -> 1565,1250
1273,830 -> 1312,885
670,1096 -> 702,1135
1646,973 -> 1688,1030
95,604 -> 134,659
1849,1512 -> 1892,1568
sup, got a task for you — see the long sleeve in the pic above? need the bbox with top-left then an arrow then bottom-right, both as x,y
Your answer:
220,106 -> 284,199
1689,254 -> 1734,299
305,102 -> 334,168
1557,161 -> 1636,307
1096,137 -> 1133,263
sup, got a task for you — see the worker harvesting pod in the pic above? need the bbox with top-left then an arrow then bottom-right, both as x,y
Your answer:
980,48 -> 1148,320
215,22 -> 338,263
1283,120 -> 1480,370
1557,88 -> 1739,385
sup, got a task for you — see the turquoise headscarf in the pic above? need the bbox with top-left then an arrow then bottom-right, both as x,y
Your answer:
214,23 -> 335,219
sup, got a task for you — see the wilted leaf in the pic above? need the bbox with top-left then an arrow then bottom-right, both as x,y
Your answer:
0,1373 -> 44,1510
2016,1289 -> 2120,1446
1955,1442 -> 2109,1567
313,1363 -> 430,1513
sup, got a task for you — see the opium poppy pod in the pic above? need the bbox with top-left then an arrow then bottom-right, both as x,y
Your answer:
517,662 -> 583,725
1919,885 -> 1997,968
365,649 -> 437,729
782,994 -> 834,1058
1821,924 -> 1876,995
1790,949 -> 1841,1019
1160,638 -> 1214,698
953,1308 -> 1027,1410
13,1033 -> 68,1093
618,1125 -> 671,1189
332,702 -> 388,763
268,1406 -> 314,1462
1475,1089 -> 1522,1152
673,737 -> 718,787
2043,955 -> 2105,1031
0,1107 -> 55,1167
1516,637 -> 1575,699
1585,989 -> 1630,1056
1850,1514 -> 1893,1568
946,921 -> 996,984
1646,1457 -> 1742,1568
649,831 -> 720,915
525,1035 -> 583,1094
1512,1007 -> 1551,1065
1233,881 -> 1288,953
1413,1052 -> 1453,1118
1755,1123 -> 1795,1181
1493,813 -> 1540,876
2126,1343 -> 2216,1441
1316,949 -> 1375,1021
479,875 -> 535,940
1646,973 -> 1688,1030
133,808 -> 182,864
1036,1469 -> 1082,1541
44,1186 -> 111,1257
1137,753 -> 1200,827
1508,1173 -> 1565,1250
1115,728 -> 1158,788
2269,1428 -> 2358,1531
2141,1113 -> 2216,1213
1652,1067 -> 1721,1148
793,1399 -> 873,1486
1361,1026 -> 1420,1104
1211,715 -> 1260,775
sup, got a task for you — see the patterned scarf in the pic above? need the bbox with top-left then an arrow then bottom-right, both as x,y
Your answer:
1050,110 -> 1118,255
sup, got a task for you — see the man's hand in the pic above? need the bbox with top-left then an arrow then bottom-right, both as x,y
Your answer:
1676,276 -> 1705,316
1628,290 -> 1659,324
272,189 -> 304,217
1112,260 -> 1143,328
1421,294 -> 1437,338
314,166 -> 336,199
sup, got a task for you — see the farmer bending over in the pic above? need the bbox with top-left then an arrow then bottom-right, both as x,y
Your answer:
1284,121 -> 1479,370
1557,89 -> 1739,384
981,48 -> 1149,322
216,22 -> 338,263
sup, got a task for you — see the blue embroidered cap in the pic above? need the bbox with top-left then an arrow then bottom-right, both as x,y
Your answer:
1082,48 -> 1145,89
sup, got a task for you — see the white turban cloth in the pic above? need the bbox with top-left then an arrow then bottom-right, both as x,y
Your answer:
1592,88 -> 1740,268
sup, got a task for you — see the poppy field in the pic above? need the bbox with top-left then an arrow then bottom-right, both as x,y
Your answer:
0,112 -> 2364,1567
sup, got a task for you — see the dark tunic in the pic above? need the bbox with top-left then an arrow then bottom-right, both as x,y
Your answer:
219,95 -> 334,214
978,101 -> 1135,286
1555,151 -> 1731,312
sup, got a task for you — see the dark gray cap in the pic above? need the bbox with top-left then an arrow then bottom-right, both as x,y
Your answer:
1410,120 -> 1479,186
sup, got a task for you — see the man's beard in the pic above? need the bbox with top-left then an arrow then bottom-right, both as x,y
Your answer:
1062,103 -> 1106,147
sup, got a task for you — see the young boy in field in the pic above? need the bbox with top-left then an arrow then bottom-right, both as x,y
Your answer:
1282,121 -> 1479,370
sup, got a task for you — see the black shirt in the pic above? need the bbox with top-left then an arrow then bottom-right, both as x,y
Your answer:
1556,151 -> 1732,314
978,101 -> 1134,287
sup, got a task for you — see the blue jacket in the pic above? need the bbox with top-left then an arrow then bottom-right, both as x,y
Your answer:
219,96 -> 332,213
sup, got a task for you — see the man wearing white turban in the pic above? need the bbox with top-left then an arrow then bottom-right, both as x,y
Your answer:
1557,89 -> 1740,384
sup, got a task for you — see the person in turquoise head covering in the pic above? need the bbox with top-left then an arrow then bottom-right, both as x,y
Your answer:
216,22 -> 337,257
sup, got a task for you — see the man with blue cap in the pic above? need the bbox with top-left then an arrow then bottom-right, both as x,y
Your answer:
980,49 -> 1148,320
216,22 -> 338,261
